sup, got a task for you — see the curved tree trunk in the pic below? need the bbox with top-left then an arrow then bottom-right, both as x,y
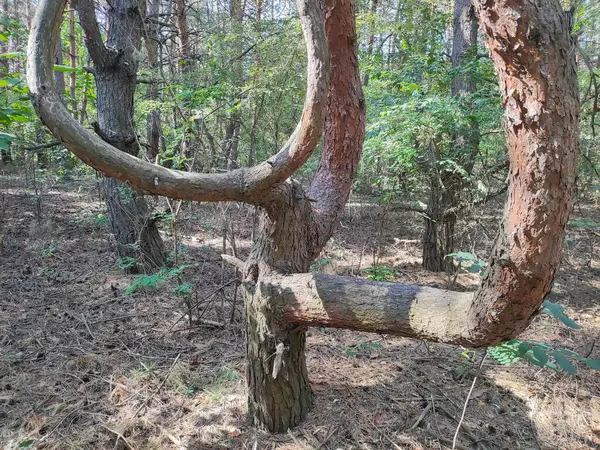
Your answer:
77,0 -> 165,274
28,0 -> 579,433
244,0 -> 365,431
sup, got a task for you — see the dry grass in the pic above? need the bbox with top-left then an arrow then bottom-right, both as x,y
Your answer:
0,169 -> 599,449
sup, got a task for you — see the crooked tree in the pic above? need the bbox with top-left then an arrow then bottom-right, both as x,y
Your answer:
28,0 -> 579,433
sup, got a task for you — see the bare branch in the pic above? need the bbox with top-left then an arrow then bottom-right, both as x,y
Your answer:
25,141 -> 61,152
265,272 -> 477,345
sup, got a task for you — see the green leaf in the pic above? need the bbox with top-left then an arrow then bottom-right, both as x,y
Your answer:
446,251 -> 475,262
0,77 -> 20,87
580,358 -> 600,371
0,132 -> 16,150
523,352 -> 546,368
18,440 -> 34,448
532,346 -> 548,366
53,64 -> 78,73
0,51 -> 23,59
542,301 -> 580,329
554,353 -> 576,375
175,283 -> 194,297
517,341 -> 532,357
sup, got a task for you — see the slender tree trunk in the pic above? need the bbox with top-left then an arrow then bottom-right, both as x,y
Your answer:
54,39 -> 66,98
175,0 -> 190,71
1,0 -> 9,72
68,5 -> 78,120
145,0 -> 162,162
77,0 -> 165,273
422,0 -> 478,272
0,0 -> 10,166
226,0 -> 243,170
363,0 -> 378,86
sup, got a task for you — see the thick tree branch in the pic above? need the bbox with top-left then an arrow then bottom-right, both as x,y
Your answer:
264,273 -> 476,345
28,0 -> 329,206
467,0 -> 579,343
307,0 -> 365,245
75,0 -> 111,67
25,141 -> 61,152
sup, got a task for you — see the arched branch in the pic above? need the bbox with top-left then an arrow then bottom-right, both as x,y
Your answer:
27,0 -> 329,206
263,0 -> 579,348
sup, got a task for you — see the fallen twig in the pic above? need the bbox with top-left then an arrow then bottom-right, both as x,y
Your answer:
133,352 -> 181,417
410,401 -> 433,430
452,351 -> 488,449
81,313 -> 95,340
101,424 -> 137,450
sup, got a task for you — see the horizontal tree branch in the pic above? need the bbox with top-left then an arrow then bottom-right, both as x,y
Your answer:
25,141 -> 61,152
262,272 -> 480,345
442,184 -> 508,218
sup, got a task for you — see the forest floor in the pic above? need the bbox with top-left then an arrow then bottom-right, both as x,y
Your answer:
0,169 -> 599,450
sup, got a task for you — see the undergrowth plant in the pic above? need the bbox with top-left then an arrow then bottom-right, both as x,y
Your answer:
344,341 -> 383,357
124,264 -> 192,294
363,264 -> 395,281
449,250 -> 600,375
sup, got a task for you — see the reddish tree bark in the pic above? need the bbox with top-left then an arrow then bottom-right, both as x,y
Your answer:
175,0 -> 191,71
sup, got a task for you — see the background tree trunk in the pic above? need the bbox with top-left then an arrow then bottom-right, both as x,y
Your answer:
145,0 -> 162,162
362,0 -> 378,86
54,39 -> 66,99
68,5 -> 78,121
422,0 -> 478,272
77,0 -> 165,273
175,0 -> 191,71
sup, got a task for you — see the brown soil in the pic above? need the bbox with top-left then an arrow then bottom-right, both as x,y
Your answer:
1,170 -> 599,450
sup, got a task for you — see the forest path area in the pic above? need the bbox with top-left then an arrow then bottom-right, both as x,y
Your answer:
1,173 -> 599,450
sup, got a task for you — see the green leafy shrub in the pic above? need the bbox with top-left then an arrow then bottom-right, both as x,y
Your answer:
310,258 -> 333,271
489,340 -> 600,375
125,264 -> 192,294
488,301 -> 599,375
363,264 -> 395,281
446,251 -> 487,274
